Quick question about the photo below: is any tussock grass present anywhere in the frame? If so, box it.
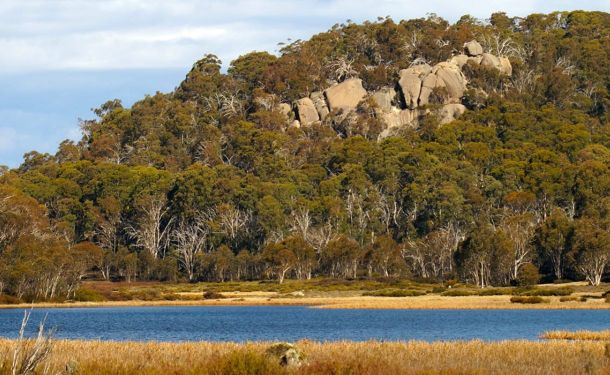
[515,287,574,296]
[541,330,610,341]
[0,339,608,374]
[362,289,427,297]
[510,296,550,304]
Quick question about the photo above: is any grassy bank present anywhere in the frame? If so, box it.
[1,280,609,310]
[1,339,609,374]
[2,294,610,310]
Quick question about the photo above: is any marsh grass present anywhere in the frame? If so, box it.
[0,310,55,375]
[541,330,610,341]
[0,339,608,375]
[362,289,427,297]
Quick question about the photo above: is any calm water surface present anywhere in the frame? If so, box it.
[1,306,608,342]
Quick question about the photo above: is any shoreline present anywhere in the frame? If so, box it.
[2,294,609,310]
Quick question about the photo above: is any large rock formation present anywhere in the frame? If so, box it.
[310,91,329,120]
[284,40,512,136]
[449,54,469,68]
[295,98,319,126]
[324,78,367,112]
[277,103,292,119]
[382,108,422,131]
[419,62,467,106]
[440,103,466,124]
[398,64,431,109]
[499,57,513,76]
[371,87,396,113]
[464,40,483,57]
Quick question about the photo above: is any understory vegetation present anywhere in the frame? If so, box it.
[1,338,609,374]
[1,11,610,301]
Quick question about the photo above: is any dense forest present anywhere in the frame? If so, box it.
[1,11,610,301]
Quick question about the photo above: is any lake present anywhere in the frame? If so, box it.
[1,306,609,342]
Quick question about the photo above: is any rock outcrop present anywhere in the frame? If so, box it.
[479,53,512,75]
[324,78,367,112]
[419,62,467,106]
[310,91,329,120]
[382,108,423,131]
[398,64,431,109]
[295,97,319,126]
[283,39,512,136]
[278,103,292,119]
[440,103,467,124]
[464,40,483,57]
[371,87,396,113]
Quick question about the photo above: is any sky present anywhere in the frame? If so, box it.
[1,1,610,167]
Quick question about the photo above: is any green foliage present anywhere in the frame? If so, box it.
[514,287,574,296]
[2,11,610,291]
[441,289,477,297]
[73,288,106,302]
[516,264,541,286]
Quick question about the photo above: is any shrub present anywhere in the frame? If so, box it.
[162,292,181,301]
[559,296,580,302]
[445,279,459,288]
[203,291,226,299]
[0,294,22,304]
[73,288,106,302]
[477,288,512,296]
[579,294,605,300]
[120,289,162,301]
[442,289,476,297]
[515,287,573,296]
[516,263,540,286]
[431,287,446,294]
[510,296,549,304]
[362,289,426,297]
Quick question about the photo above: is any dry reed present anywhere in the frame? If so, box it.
[0,339,608,375]
[541,330,610,341]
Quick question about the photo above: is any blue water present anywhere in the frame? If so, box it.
[1,306,608,342]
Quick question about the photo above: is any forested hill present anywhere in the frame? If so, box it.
[2,11,610,300]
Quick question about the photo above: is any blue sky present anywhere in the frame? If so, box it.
[1,0,609,167]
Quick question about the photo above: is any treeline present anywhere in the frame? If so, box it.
[1,11,610,299]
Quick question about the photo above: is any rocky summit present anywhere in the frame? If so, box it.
[287,40,511,138]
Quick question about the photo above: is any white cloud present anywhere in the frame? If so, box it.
[1,0,606,73]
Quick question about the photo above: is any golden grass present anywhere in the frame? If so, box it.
[542,330,610,341]
[2,294,610,310]
[1,339,609,374]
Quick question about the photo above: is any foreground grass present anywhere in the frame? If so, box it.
[542,330,610,341]
[1,339,609,375]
